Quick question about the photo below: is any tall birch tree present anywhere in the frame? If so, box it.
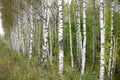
[58,0,64,79]
[81,0,86,75]
[76,0,82,69]
[42,0,49,66]
[108,0,114,80]
[29,0,34,60]
[99,0,105,80]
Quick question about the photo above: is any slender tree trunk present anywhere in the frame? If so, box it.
[100,0,105,80]
[58,0,64,79]
[42,14,48,63]
[16,25,20,53]
[10,28,15,51]
[16,15,20,53]
[111,37,116,80]
[29,1,34,60]
[68,0,74,68]
[42,0,49,66]
[74,12,79,68]
[108,1,114,80]
[76,0,82,69]
[81,0,86,75]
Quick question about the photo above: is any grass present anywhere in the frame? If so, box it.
[0,39,98,80]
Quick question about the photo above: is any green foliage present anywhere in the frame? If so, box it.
[1,0,16,32]
[1,0,120,79]
[113,12,120,80]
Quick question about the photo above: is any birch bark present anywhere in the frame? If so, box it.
[108,1,114,80]
[76,0,82,68]
[58,0,64,79]
[81,0,86,75]
[100,0,105,80]
[29,1,34,60]
[42,0,49,66]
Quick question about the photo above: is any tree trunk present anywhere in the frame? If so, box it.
[108,1,114,80]
[38,22,41,58]
[81,0,86,75]
[42,0,49,67]
[29,1,34,60]
[76,0,82,69]
[68,0,74,68]
[100,0,105,80]
[58,0,64,79]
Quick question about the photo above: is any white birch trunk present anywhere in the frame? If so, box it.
[21,27,25,54]
[29,2,34,60]
[100,0,105,80]
[108,1,114,80]
[74,15,79,67]
[81,0,86,75]
[68,0,74,68]
[58,0,64,79]
[42,0,49,65]
[10,28,15,51]
[111,37,116,80]
[18,15,22,53]
[76,0,82,68]
[21,11,26,54]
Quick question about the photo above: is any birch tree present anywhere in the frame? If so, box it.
[81,0,86,75]
[42,0,49,66]
[76,0,82,69]
[99,0,105,80]
[111,37,117,76]
[29,0,34,60]
[58,0,64,79]
[108,1,114,80]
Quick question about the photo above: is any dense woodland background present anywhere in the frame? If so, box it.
[0,0,120,80]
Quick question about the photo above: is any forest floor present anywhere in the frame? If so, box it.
[0,39,98,80]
